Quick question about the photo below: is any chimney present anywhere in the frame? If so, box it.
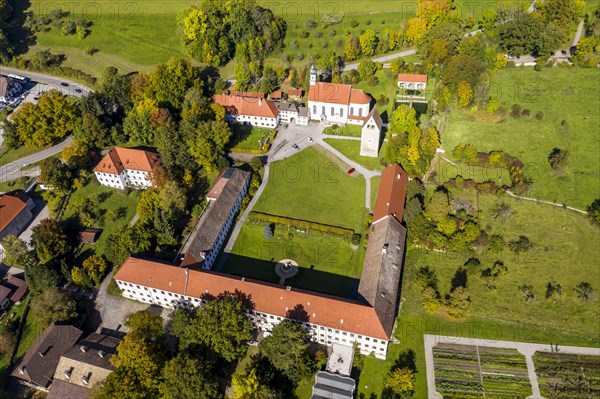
[80,345,88,353]
[98,350,106,358]
[19,366,26,375]
[286,286,292,291]
[259,98,263,106]
[82,374,90,385]
[64,369,72,379]
[39,351,45,357]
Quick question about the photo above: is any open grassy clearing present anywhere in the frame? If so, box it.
[62,180,140,258]
[0,177,33,194]
[323,138,386,171]
[433,343,531,398]
[431,154,513,186]
[230,126,272,151]
[222,218,365,298]
[441,67,600,209]
[323,124,362,137]
[534,352,600,397]
[253,146,366,231]
[26,0,418,77]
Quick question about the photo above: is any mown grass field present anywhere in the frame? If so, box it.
[26,0,418,77]
[441,67,600,209]
[323,138,387,171]
[62,180,140,258]
[253,146,366,231]
[222,222,365,297]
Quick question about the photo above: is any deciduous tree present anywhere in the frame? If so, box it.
[161,354,221,399]
[31,288,77,327]
[31,219,70,265]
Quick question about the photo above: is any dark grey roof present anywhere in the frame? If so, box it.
[277,102,299,112]
[298,106,309,117]
[358,216,406,338]
[61,333,120,369]
[47,379,89,399]
[11,324,82,388]
[363,107,383,130]
[311,372,355,399]
[186,168,250,260]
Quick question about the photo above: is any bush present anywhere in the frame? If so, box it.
[376,95,389,106]
[83,46,98,55]
[264,224,274,239]
[329,29,336,37]
[535,111,544,120]
[349,19,359,28]
[534,62,543,71]
[521,108,531,117]
[305,19,317,29]
[61,21,76,35]
[366,75,379,86]
[351,233,361,245]
[299,31,310,39]
[509,104,522,118]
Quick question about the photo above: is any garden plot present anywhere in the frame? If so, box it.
[433,343,531,398]
[534,352,600,398]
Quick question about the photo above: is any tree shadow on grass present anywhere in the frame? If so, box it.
[7,0,36,56]
[451,267,468,291]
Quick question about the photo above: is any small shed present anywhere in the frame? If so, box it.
[288,88,303,100]
[79,229,101,244]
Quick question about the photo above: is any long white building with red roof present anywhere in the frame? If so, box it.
[113,164,409,360]
[214,93,280,128]
[93,147,161,190]
[307,65,372,125]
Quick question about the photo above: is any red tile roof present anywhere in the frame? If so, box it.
[397,73,428,83]
[214,94,279,119]
[93,147,160,175]
[288,88,303,97]
[114,257,390,340]
[0,193,30,232]
[350,88,371,104]
[373,164,408,223]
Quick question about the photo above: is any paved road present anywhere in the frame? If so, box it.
[343,29,482,71]
[572,19,585,47]
[0,136,73,182]
[424,334,600,399]
[0,66,92,97]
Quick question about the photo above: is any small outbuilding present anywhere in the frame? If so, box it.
[78,229,101,244]
[397,73,428,92]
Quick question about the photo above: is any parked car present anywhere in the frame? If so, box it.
[75,88,82,93]
[292,144,300,151]
[347,168,355,174]
[60,82,69,87]
[308,137,313,142]
[283,123,289,128]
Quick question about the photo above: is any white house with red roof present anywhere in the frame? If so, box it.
[307,65,372,125]
[214,93,280,128]
[93,147,161,190]
[397,73,428,91]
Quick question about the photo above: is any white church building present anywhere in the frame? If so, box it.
[307,65,371,126]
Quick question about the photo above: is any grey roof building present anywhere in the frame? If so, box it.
[358,215,407,338]
[181,167,251,270]
[11,324,82,391]
[48,332,121,398]
[310,371,356,399]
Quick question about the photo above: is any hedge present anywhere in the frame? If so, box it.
[247,211,354,239]
[230,143,271,154]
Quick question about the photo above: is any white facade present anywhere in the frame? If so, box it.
[94,169,152,190]
[201,180,248,270]
[308,100,370,126]
[115,278,389,359]
[360,115,382,157]
[227,113,279,129]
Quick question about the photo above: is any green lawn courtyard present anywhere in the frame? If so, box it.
[441,67,600,209]
[323,138,387,171]
[253,146,367,231]
[230,125,273,152]
[223,146,368,297]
